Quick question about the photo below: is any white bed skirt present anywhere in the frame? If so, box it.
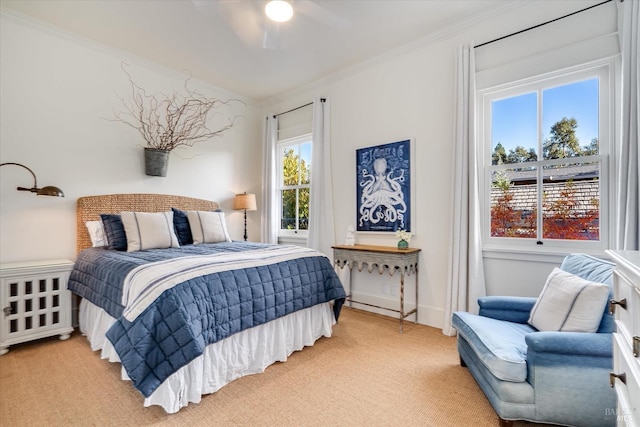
[79,299,336,413]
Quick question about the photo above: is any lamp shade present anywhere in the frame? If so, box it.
[36,186,65,197]
[233,193,257,211]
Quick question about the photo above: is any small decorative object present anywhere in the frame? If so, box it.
[396,229,411,250]
[345,225,356,245]
[144,148,170,177]
[112,64,240,177]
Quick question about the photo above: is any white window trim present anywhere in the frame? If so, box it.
[276,133,312,239]
[478,58,615,257]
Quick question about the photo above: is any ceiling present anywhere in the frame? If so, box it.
[1,0,513,100]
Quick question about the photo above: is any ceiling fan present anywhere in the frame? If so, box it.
[192,0,349,50]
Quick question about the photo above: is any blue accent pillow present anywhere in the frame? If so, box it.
[171,207,193,246]
[171,207,223,245]
[100,214,127,251]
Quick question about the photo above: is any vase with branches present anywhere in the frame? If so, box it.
[112,64,241,176]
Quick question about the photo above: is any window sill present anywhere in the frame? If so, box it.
[483,245,609,263]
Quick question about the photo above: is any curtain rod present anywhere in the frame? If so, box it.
[474,0,613,49]
[272,98,325,119]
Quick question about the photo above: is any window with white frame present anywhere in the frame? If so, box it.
[480,62,612,251]
[277,134,312,237]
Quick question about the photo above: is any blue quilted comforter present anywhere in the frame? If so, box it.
[68,242,345,397]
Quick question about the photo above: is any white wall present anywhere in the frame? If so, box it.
[263,0,619,328]
[0,11,262,263]
[0,1,619,330]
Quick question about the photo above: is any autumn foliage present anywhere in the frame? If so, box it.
[491,179,599,241]
[542,180,599,240]
[491,187,536,238]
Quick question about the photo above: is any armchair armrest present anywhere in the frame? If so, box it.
[478,296,537,323]
[525,331,615,417]
[525,331,612,358]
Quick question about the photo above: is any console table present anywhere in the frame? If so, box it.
[332,244,420,332]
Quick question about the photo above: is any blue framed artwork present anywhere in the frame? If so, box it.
[356,139,412,233]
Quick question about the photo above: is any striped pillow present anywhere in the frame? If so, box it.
[528,267,609,333]
[187,210,232,244]
[120,211,180,252]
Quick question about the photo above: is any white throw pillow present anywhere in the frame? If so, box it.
[86,220,106,247]
[120,211,180,252]
[528,267,609,333]
[187,210,232,244]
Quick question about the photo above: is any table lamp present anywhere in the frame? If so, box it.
[233,192,257,241]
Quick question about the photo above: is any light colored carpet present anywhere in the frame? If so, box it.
[0,308,538,426]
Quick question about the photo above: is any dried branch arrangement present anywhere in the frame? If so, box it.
[113,65,240,151]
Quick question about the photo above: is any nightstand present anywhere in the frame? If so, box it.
[0,259,74,355]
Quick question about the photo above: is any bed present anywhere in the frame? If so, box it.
[68,193,346,413]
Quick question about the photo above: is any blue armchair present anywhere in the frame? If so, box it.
[452,254,617,427]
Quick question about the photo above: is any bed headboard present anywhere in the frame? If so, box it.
[76,193,219,254]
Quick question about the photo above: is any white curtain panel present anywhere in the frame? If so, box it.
[261,115,279,244]
[443,45,486,336]
[308,97,335,257]
[615,0,640,250]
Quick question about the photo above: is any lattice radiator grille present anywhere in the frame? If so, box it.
[5,275,65,335]
[1,260,74,355]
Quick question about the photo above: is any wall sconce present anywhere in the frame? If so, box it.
[233,192,257,241]
[0,162,64,197]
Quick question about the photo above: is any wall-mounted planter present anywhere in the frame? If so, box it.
[144,148,169,177]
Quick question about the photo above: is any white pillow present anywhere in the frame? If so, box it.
[120,211,180,252]
[528,267,609,333]
[187,210,232,244]
[86,220,106,247]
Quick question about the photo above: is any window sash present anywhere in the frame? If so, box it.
[479,61,612,252]
[277,134,312,236]
[487,155,606,242]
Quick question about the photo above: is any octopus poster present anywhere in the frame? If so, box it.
[356,139,411,232]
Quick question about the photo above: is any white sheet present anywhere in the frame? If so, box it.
[79,299,336,413]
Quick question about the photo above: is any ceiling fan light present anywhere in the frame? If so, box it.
[265,0,293,23]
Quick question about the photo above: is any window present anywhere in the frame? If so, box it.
[277,134,311,237]
[480,62,611,251]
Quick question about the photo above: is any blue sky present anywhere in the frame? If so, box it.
[281,140,311,164]
[492,78,599,156]
[300,141,312,165]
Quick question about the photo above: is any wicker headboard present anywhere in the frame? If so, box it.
[76,193,219,254]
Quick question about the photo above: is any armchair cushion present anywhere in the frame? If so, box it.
[528,267,610,333]
[452,311,535,382]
